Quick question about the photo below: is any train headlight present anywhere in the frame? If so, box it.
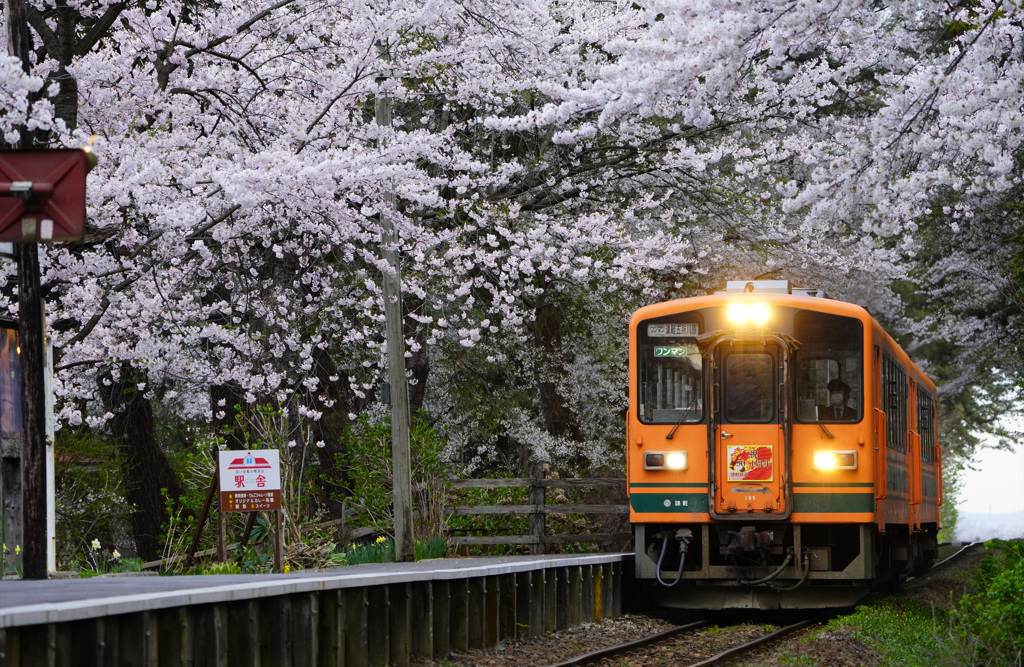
[813,450,858,470]
[726,303,749,324]
[726,302,771,326]
[644,451,688,470]
[750,302,771,324]
[666,452,687,469]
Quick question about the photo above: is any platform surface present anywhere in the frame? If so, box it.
[0,552,631,628]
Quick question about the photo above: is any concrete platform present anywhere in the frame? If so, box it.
[0,553,633,666]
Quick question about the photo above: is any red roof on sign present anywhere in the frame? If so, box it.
[227,456,272,469]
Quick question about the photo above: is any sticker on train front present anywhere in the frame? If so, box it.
[727,445,774,482]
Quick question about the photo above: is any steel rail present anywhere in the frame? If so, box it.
[686,621,812,666]
[546,620,708,667]
[932,542,981,570]
[901,541,981,592]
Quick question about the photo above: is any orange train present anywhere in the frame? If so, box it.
[627,281,942,609]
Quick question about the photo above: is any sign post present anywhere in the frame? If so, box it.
[217,450,284,572]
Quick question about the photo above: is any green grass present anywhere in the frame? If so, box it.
[815,599,949,667]
[345,537,395,565]
[343,536,449,565]
[415,536,448,560]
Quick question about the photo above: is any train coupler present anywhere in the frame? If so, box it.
[725,526,775,560]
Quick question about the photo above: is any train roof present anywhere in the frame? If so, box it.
[630,280,936,395]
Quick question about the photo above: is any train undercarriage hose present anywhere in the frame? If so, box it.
[738,550,793,585]
[655,528,692,587]
[769,555,811,592]
[736,548,811,590]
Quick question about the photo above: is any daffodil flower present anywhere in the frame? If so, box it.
[91,538,101,550]
[112,550,121,560]
[375,536,387,545]
[283,564,291,574]
[14,545,20,554]
[2,544,6,553]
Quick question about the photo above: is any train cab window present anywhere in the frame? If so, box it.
[637,316,704,424]
[724,352,775,423]
[793,312,863,423]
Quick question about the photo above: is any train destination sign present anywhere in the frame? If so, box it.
[218,449,282,512]
[647,323,698,337]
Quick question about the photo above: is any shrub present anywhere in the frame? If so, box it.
[947,539,1024,665]
[334,412,451,541]
[53,428,135,571]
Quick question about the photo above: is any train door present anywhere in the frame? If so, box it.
[712,344,789,517]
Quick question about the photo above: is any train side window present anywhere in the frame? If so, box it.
[918,392,936,462]
[883,353,907,452]
[637,316,704,424]
[794,312,863,423]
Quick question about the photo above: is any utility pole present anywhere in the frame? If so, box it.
[375,43,414,562]
[6,0,49,580]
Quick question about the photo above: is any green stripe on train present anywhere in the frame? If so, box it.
[793,493,874,513]
[632,492,874,514]
[630,493,710,513]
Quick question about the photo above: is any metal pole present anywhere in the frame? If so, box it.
[7,0,48,580]
[375,44,414,562]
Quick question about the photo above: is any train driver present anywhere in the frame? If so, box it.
[823,378,856,421]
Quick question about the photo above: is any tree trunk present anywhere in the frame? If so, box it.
[532,290,582,441]
[210,382,246,450]
[99,364,182,561]
[309,346,352,522]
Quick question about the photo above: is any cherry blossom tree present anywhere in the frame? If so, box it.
[3,0,1022,549]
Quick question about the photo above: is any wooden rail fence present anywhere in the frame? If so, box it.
[446,477,629,554]
[143,477,629,570]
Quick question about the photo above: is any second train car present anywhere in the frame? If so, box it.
[628,280,942,609]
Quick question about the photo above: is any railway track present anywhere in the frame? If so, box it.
[547,619,813,667]
[547,543,981,667]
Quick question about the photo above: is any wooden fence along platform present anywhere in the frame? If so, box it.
[139,476,628,572]
[446,477,629,553]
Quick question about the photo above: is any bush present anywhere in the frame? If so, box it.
[947,539,1024,665]
[334,412,451,541]
[53,428,135,571]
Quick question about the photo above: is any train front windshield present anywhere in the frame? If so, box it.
[637,317,704,424]
[636,308,863,424]
[793,311,863,423]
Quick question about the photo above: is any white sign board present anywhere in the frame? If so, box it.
[218,449,282,512]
